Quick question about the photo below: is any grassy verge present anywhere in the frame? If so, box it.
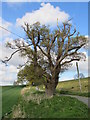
[4,89,88,118]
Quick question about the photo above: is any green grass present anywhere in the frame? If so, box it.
[9,93,88,118]
[59,90,90,97]
[56,77,89,97]
[2,86,23,117]
[1,77,89,118]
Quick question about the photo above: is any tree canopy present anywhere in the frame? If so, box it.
[17,64,46,86]
[2,20,88,96]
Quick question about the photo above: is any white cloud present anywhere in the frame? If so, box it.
[85,35,90,49]
[0,37,27,85]
[8,65,17,73]
[1,64,17,74]
[68,51,88,73]
[0,71,5,76]
[16,3,69,27]
[0,38,27,66]
[0,63,18,86]
[85,35,88,38]
[59,51,88,81]
[0,17,12,37]
[59,76,73,81]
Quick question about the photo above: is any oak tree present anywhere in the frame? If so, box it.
[2,21,87,96]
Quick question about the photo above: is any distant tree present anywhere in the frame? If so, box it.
[13,81,17,86]
[17,64,46,86]
[74,73,85,80]
[2,20,88,96]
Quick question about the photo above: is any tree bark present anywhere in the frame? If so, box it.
[45,68,60,97]
[45,82,56,97]
[45,74,59,97]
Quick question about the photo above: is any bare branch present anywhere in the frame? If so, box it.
[54,42,85,71]
[68,43,86,52]
[1,44,32,64]
[68,28,76,37]
[17,60,30,69]
[36,31,40,46]
[61,58,80,66]
[1,49,21,63]
[37,45,48,57]
[49,32,60,50]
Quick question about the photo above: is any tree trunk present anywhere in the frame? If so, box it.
[45,78,58,97]
[45,82,56,97]
[45,69,60,97]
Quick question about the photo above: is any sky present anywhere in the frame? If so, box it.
[0,2,88,85]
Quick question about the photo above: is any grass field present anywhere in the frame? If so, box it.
[1,77,89,118]
[2,86,23,117]
[57,77,89,97]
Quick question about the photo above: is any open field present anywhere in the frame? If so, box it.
[1,77,89,118]
[2,86,23,117]
[57,77,89,97]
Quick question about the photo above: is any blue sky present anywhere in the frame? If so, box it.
[0,2,88,85]
[2,2,88,35]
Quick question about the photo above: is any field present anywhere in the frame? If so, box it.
[1,77,89,118]
[2,86,23,117]
[57,77,89,97]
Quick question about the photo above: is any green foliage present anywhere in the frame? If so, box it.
[17,64,45,86]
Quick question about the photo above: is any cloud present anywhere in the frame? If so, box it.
[0,17,12,37]
[85,35,88,38]
[85,35,90,49]
[0,63,18,86]
[0,38,27,86]
[59,51,88,81]
[1,64,18,74]
[68,51,88,73]
[59,75,74,81]
[0,38,27,66]
[16,3,69,27]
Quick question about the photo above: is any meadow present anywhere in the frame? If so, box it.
[1,77,89,118]
[2,86,23,117]
[57,77,89,97]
